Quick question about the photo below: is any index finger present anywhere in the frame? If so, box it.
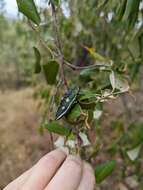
[21,148,68,190]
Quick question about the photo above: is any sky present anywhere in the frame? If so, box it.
[5,0,42,17]
[5,0,17,17]
[4,0,70,18]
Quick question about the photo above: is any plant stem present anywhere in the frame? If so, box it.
[50,1,68,88]
[64,59,111,70]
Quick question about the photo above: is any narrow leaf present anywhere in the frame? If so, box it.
[122,0,134,21]
[117,0,127,21]
[33,47,41,74]
[83,46,106,62]
[95,160,116,183]
[16,0,41,25]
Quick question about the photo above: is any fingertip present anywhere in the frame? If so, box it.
[21,148,67,190]
[59,147,69,156]
[44,148,68,160]
[66,155,82,165]
[45,154,83,190]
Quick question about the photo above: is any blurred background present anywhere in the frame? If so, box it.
[0,0,143,189]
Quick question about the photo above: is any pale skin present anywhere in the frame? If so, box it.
[4,148,95,190]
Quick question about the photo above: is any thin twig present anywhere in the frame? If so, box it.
[49,132,54,150]
[50,1,68,88]
[29,19,111,72]
[49,79,62,113]
[64,59,111,70]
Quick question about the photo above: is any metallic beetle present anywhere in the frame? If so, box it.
[55,86,79,120]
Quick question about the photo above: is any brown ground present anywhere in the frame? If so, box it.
[0,88,143,189]
[0,88,52,188]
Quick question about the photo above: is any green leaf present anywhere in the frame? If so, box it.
[139,33,143,59]
[122,0,140,29]
[129,0,140,29]
[79,91,97,109]
[79,69,95,82]
[42,60,59,85]
[122,0,134,21]
[130,62,141,81]
[53,0,60,7]
[16,0,41,25]
[79,91,97,101]
[33,47,41,74]
[128,123,143,147]
[66,104,82,122]
[43,121,71,136]
[117,0,127,21]
[95,160,116,183]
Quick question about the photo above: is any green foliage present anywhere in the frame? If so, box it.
[0,15,36,88]
[52,0,60,7]
[43,121,71,136]
[84,46,106,62]
[11,0,143,187]
[66,104,82,122]
[33,47,41,74]
[42,60,59,85]
[95,160,116,183]
[16,0,41,25]
[126,123,143,148]
[118,0,141,29]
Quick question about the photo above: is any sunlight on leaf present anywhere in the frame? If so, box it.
[83,46,106,62]
[115,79,129,92]
[79,132,90,146]
[54,136,65,148]
[93,109,102,120]
[16,0,41,25]
[109,71,115,90]
[127,144,141,161]
[66,140,77,149]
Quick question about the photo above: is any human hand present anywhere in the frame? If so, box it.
[4,148,95,190]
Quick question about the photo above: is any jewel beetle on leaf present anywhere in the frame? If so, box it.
[55,86,80,120]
